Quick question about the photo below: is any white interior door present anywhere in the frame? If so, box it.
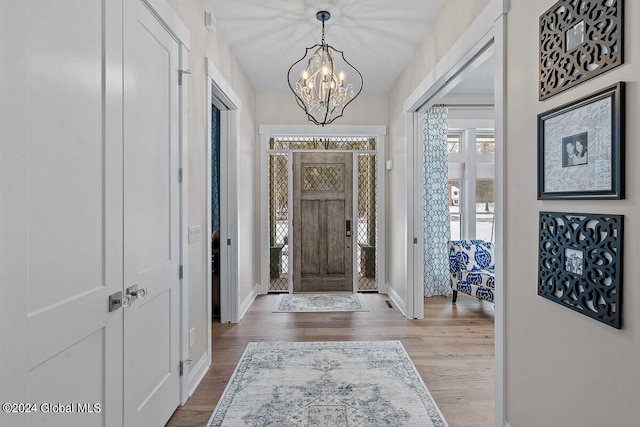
[123,1,181,426]
[0,1,124,426]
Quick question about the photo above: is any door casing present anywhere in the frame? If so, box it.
[259,125,387,296]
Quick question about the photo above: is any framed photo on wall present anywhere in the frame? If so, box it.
[537,82,625,200]
[538,211,623,329]
[539,0,623,100]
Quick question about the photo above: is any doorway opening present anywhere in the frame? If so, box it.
[265,135,380,293]
[404,6,507,423]
[211,105,221,319]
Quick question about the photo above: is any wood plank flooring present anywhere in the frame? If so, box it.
[166,293,494,427]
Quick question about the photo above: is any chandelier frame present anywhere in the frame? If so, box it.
[287,11,363,126]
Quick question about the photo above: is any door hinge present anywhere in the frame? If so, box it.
[178,168,183,183]
[178,69,191,86]
[179,359,192,376]
[179,265,183,279]
[413,237,418,244]
[227,238,231,246]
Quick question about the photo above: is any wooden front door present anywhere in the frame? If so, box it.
[293,152,353,292]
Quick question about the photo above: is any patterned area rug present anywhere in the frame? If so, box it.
[207,341,448,427]
[273,293,368,312]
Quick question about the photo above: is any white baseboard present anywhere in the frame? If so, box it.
[238,284,259,321]
[386,283,407,318]
[184,352,210,403]
[505,422,512,427]
[377,281,389,294]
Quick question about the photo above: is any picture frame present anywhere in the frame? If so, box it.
[539,0,623,100]
[538,211,623,329]
[537,82,625,200]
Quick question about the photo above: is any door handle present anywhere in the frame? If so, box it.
[346,220,351,237]
[126,285,148,302]
[109,291,133,312]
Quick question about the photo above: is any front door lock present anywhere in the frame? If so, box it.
[346,220,351,237]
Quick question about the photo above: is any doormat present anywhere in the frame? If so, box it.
[207,341,448,427]
[273,293,368,313]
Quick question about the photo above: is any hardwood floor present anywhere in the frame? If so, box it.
[166,293,495,427]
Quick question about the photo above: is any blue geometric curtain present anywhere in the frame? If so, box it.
[423,106,451,297]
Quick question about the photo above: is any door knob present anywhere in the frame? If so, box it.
[126,285,148,302]
[109,291,133,312]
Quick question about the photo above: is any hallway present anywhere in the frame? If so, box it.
[167,294,495,426]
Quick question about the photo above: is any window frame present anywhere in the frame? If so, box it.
[447,120,495,242]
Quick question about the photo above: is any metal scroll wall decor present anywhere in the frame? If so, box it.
[538,212,623,328]
[539,0,624,100]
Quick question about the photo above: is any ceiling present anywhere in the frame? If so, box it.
[205,0,451,93]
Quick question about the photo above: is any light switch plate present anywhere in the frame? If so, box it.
[188,225,201,243]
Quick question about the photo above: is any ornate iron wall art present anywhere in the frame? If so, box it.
[539,0,624,100]
[538,82,625,199]
[538,212,623,329]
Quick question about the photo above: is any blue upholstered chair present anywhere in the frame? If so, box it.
[447,240,495,304]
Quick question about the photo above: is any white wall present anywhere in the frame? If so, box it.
[167,0,258,377]
[387,0,491,305]
[505,1,640,425]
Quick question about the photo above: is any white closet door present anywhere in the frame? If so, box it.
[123,1,181,426]
[0,1,124,426]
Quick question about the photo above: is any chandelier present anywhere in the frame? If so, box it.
[287,11,363,126]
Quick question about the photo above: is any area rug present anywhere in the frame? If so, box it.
[273,293,368,313]
[207,341,448,427]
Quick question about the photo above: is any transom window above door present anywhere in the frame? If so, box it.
[269,136,376,151]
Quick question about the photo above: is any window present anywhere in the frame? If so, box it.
[448,127,495,243]
[448,179,462,240]
[447,131,462,154]
[475,132,495,154]
[475,179,494,242]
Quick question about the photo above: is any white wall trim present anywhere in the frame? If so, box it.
[140,0,192,406]
[185,352,210,399]
[206,60,242,110]
[206,57,241,328]
[386,283,407,318]
[492,12,507,427]
[178,43,192,406]
[259,134,270,294]
[142,0,190,49]
[402,1,509,426]
[403,0,505,112]
[238,284,260,321]
[406,111,422,320]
